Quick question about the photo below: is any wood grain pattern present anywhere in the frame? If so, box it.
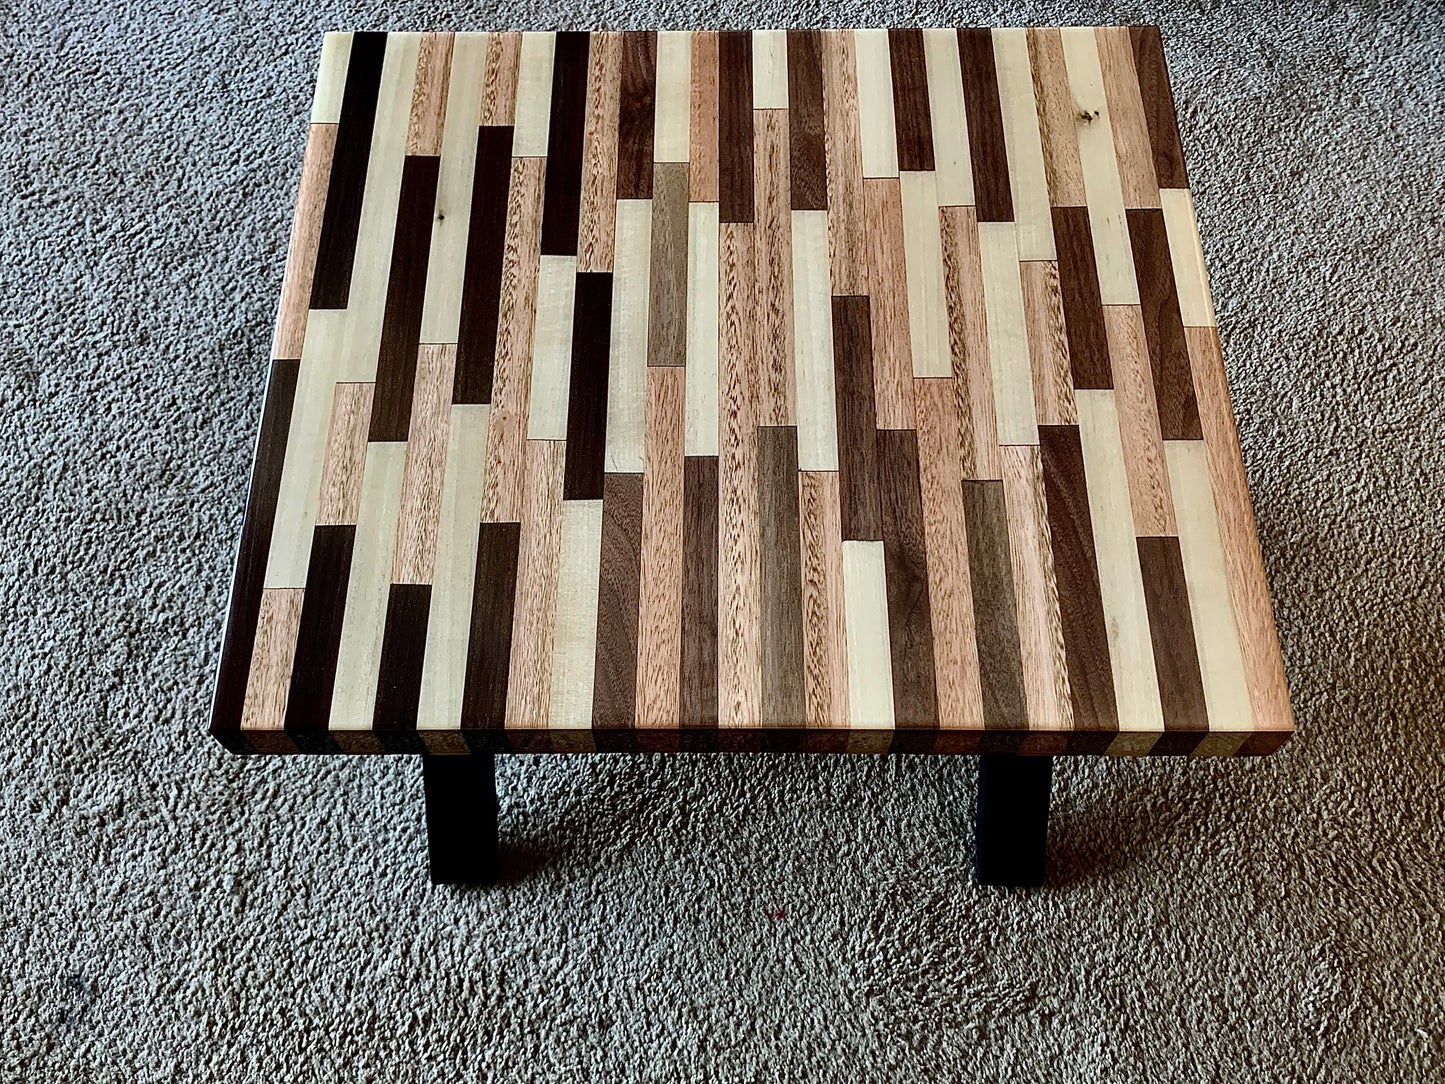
[221,28,1289,757]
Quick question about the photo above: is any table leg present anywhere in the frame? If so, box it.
[421,753,499,886]
[974,755,1052,887]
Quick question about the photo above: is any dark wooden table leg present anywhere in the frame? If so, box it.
[422,754,499,886]
[975,754,1052,887]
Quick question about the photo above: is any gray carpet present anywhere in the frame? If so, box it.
[3,0,1443,1079]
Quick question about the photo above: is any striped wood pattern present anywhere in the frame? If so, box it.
[213,27,1292,758]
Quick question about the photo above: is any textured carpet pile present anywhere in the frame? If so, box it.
[2,2,1442,1080]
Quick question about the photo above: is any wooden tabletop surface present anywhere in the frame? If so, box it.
[211,28,1293,757]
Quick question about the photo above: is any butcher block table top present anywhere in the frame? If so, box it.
[210,27,1294,758]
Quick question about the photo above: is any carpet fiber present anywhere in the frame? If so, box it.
[2,2,1443,1080]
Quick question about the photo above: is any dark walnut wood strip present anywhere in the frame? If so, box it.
[540,31,592,256]
[646,162,689,367]
[1129,26,1189,189]
[878,428,939,742]
[592,472,644,730]
[887,28,935,172]
[961,480,1029,731]
[460,521,521,732]
[682,455,720,730]
[309,31,387,309]
[370,155,440,441]
[372,583,432,751]
[454,125,515,405]
[758,427,805,732]
[1039,425,1120,734]
[563,271,614,500]
[786,29,827,211]
[831,295,882,541]
[617,31,658,199]
[1138,535,1209,742]
[1128,208,1201,439]
[718,30,754,223]
[1053,206,1111,390]
[210,359,300,749]
[281,523,355,747]
[956,28,1013,223]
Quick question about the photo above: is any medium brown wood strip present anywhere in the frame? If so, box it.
[637,366,685,728]
[406,33,455,155]
[798,470,849,728]
[961,480,1029,729]
[758,427,806,731]
[460,521,520,731]
[479,32,521,125]
[577,32,622,273]
[273,124,336,360]
[479,156,545,522]
[1053,205,1112,390]
[887,28,935,172]
[1104,304,1177,536]
[393,345,456,584]
[1026,28,1086,207]
[939,205,1002,479]
[1187,325,1294,735]
[914,379,986,731]
[617,31,658,199]
[316,382,373,526]
[1020,261,1078,426]
[821,30,866,294]
[877,428,939,734]
[754,109,795,424]
[681,455,720,728]
[831,295,881,540]
[718,31,754,223]
[689,31,720,202]
[1129,26,1189,189]
[864,177,915,429]
[1095,26,1160,209]
[241,587,305,737]
[646,162,690,367]
[1138,535,1209,738]
[505,439,566,730]
[593,472,645,728]
[956,28,1012,222]
[786,30,827,211]
[1128,208,1201,439]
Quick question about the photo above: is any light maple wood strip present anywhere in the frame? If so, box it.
[1026,28,1087,207]
[527,256,578,439]
[577,32,622,273]
[330,442,407,732]
[754,108,795,426]
[416,403,489,733]
[272,124,337,360]
[266,309,348,587]
[637,366,686,728]
[1001,444,1073,732]
[479,32,521,125]
[1095,26,1161,209]
[791,210,839,472]
[799,471,850,728]
[939,206,1002,480]
[922,28,974,207]
[1104,304,1176,535]
[914,379,986,731]
[854,29,899,178]
[1020,261,1078,426]
[1059,28,1139,305]
[690,31,719,202]
[864,177,915,429]
[241,587,305,736]
[393,344,456,583]
[418,34,487,345]
[899,171,951,379]
[654,31,692,162]
[718,221,761,730]
[548,498,604,729]
[316,381,373,525]
[685,201,721,458]
[1160,188,1218,328]
[511,32,556,158]
[606,198,652,473]
[310,33,352,124]
[1165,439,1254,734]
[479,157,545,522]
[406,33,456,156]
[1075,389,1165,736]
[992,29,1055,261]
[977,221,1040,446]
[505,439,566,729]
[1187,324,1294,734]
[821,30,867,295]
[752,29,789,109]
[841,539,895,729]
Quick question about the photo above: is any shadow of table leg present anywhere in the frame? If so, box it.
[975,754,1053,887]
[422,753,499,886]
